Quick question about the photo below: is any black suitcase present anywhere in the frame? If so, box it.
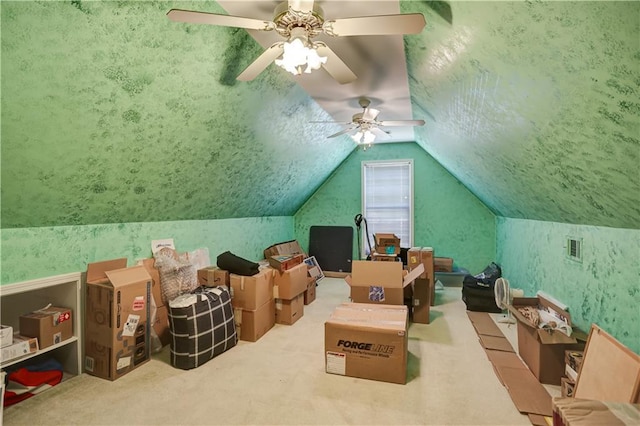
[168,286,237,370]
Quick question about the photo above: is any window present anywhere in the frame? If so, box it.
[361,160,413,257]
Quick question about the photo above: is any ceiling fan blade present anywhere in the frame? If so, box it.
[378,119,426,127]
[314,43,357,84]
[310,121,353,125]
[362,108,380,122]
[237,43,285,81]
[323,14,426,36]
[328,127,357,138]
[288,0,314,13]
[167,9,275,31]
[370,127,390,140]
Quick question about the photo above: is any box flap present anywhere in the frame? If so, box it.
[402,263,424,288]
[104,265,151,288]
[86,258,128,283]
[350,261,404,288]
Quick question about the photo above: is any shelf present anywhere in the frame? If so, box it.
[1,272,82,377]
[1,336,78,369]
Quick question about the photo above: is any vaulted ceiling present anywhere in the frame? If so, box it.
[1,1,638,230]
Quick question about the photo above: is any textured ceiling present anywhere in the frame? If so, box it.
[1,1,639,230]
[404,1,639,229]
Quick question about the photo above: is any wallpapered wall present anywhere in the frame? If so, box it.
[0,217,292,284]
[294,142,496,274]
[497,217,640,354]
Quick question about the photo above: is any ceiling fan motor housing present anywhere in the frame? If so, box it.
[273,2,325,39]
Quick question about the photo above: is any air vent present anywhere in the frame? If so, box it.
[567,237,582,262]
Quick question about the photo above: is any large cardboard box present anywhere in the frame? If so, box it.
[85,259,152,381]
[19,306,73,349]
[325,303,409,384]
[346,261,424,306]
[272,263,308,300]
[374,233,401,255]
[508,296,585,385]
[275,294,304,325]
[230,269,273,311]
[234,299,275,342]
[264,240,306,259]
[408,247,434,321]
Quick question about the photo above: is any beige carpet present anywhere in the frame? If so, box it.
[3,278,545,426]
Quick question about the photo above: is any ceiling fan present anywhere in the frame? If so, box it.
[167,1,426,84]
[311,97,426,143]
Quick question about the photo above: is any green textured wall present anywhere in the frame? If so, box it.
[1,217,292,284]
[1,1,353,229]
[294,142,496,273]
[496,218,640,354]
[405,1,640,229]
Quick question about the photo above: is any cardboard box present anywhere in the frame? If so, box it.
[325,303,409,384]
[508,296,585,385]
[139,258,163,308]
[408,247,434,321]
[153,304,170,347]
[264,240,306,259]
[434,257,453,272]
[412,278,431,324]
[198,266,230,288]
[304,277,316,305]
[268,254,305,272]
[374,233,401,255]
[345,261,424,306]
[85,259,152,381]
[0,334,38,362]
[230,269,273,311]
[275,294,304,325]
[0,325,13,348]
[19,306,73,349]
[234,299,275,342]
[272,262,308,300]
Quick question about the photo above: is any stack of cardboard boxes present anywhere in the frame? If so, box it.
[407,247,435,322]
[230,268,275,342]
[273,262,308,325]
[326,260,424,384]
[371,233,401,261]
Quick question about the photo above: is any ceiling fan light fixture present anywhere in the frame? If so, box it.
[351,129,376,145]
[274,28,327,76]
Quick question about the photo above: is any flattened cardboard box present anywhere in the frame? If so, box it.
[325,303,408,384]
[19,306,72,349]
[346,261,424,306]
[85,259,152,381]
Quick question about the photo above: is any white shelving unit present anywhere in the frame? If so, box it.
[0,272,82,377]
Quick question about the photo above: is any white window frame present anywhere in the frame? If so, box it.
[360,159,414,258]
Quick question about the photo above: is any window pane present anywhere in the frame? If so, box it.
[361,160,413,257]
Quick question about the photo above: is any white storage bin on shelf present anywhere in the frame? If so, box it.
[0,272,82,379]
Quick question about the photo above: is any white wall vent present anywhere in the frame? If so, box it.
[566,237,582,262]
